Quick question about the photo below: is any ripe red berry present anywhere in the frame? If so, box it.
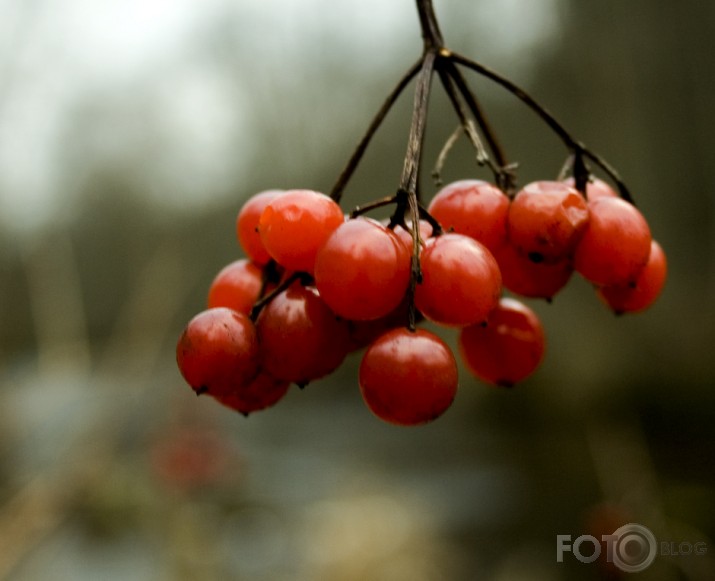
[237,190,283,264]
[414,233,502,327]
[176,307,260,398]
[507,180,590,263]
[573,197,652,287]
[597,240,667,314]
[459,298,545,387]
[314,218,411,321]
[493,242,573,300]
[213,371,291,416]
[255,282,351,384]
[207,259,264,316]
[359,328,458,426]
[427,179,510,252]
[257,189,344,272]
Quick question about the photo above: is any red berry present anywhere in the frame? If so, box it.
[258,189,344,272]
[213,371,291,415]
[574,197,652,287]
[207,259,264,316]
[564,176,618,202]
[255,282,350,384]
[314,218,411,321]
[493,242,573,300]
[597,240,667,314]
[176,308,260,398]
[507,180,590,263]
[414,233,502,327]
[359,328,458,426]
[459,298,545,387]
[427,179,510,252]
[237,190,283,264]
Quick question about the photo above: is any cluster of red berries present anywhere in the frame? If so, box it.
[176,178,666,426]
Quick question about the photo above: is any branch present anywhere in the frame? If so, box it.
[415,0,444,50]
[442,60,510,179]
[329,59,422,203]
[446,49,634,204]
[437,68,504,185]
[396,50,438,330]
[399,52,436,195]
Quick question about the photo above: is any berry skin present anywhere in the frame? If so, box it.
[213,371,291,416]
[507,180,590,263]
[176,308,260,398]
[237,190,283,264]
[573,197,652,287]
[493,241,573,301]
[314,218,411,321]
[597,240,667,314]
[255,282,351,384]
[427,179,510,252]
[207,259,264,316]
[359,328,458,426]
[459,298,545,387]
[415,233,502,327]
[257,189,344,273]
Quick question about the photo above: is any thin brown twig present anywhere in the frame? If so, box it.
[329,59,422,203]
[445,49,634,204]
[432,125,461,187]
[442,59,511,178]
[438,68,503,182]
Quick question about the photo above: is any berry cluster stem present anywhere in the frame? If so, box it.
[324,0,640,331]
[329,60,422,204]
[445,50,634,203]
[398,0,444,331]
[330,0,635,206]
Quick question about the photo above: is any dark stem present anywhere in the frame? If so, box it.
[329,59,422,203]
[442,60,512,186]
[399,52,436,196]
[418,204,444,236]
[349,195,398,219]
[449,50,578,147]
[432,125,461,186]
[257,259,282,300]
[249,271,306,322]
[447,49,634,204]
[572,150,589,196]
[437,68,504,184]
[397,49,437,331]
[416,0,444,49]
[581,149,633,203]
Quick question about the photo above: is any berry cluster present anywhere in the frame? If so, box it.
[175,0,667,426]
[176,176,666,425]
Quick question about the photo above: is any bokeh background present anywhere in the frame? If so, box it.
[1,0,713,579]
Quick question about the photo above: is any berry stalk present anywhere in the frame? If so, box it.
[445,49,634,203]
[397,46,438,331]
[329,60,422,204]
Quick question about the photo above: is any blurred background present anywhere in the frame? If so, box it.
[0,0,713,579]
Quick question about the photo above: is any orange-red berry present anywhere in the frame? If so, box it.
[359,328,458,426]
